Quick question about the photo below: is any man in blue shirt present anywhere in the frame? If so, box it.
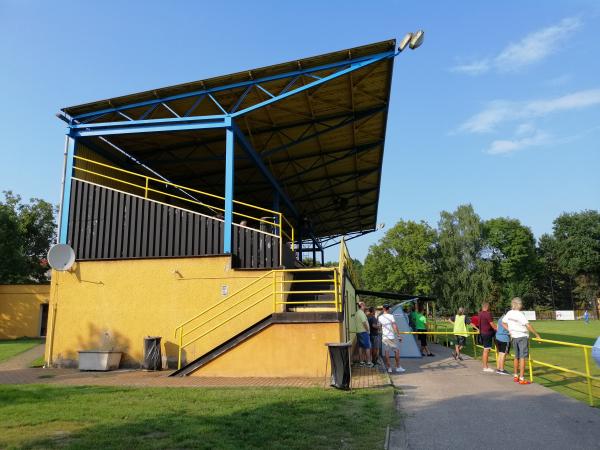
[495,313,511,375]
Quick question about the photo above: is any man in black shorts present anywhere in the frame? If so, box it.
[367,307,381,364]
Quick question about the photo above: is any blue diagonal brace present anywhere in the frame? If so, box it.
[231,122,299,218]
[231,52,394,118]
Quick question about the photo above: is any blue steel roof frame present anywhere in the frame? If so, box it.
[59,40,398,240]
[62,49,395,123]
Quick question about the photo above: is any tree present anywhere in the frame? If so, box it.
[0,191,56,283]
[536,234,572,310]
[552,210,600,312]
[434,204,493,314]
[484,217,538,309]
[362,220,436,295]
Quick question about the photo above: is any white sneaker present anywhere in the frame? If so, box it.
[483,367,494,373]
[387,367,392,373]
[395,367,406,373]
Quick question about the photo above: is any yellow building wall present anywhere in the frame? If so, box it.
[45,256,273,367]
[0,285,50,339]
[191,322,341,378]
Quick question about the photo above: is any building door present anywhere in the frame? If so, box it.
[40,304,49,337]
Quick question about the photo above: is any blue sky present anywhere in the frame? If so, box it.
[1,1,598,262]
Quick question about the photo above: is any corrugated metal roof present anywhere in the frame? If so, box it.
[62,39,397,239]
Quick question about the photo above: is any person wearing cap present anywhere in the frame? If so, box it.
[355,301,373,367]
[377,304,405,373]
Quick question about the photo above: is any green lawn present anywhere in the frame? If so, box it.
[434,320,600,407]
[0,385,396,449]
[0,339,44,363]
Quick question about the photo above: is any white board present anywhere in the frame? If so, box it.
[555,310,575,320]
[522,311,537,321]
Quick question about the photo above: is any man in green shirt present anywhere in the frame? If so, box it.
[354,301,373,367]
[415,307,434,357]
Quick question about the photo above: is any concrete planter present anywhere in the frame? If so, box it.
[78,350,122,371]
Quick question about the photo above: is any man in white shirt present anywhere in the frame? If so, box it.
[502,297,541,385]
[377,305,405,373]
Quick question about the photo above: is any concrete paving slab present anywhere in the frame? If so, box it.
[389,344,600,450]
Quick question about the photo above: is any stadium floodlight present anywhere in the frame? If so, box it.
[409,30,425,49]
[398,33,413,52]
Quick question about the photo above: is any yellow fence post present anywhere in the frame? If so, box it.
[528,351,534,383]
[472,334,477,358]
[144,177,149,199]
[583,347,594,407]
[333,269,340,312]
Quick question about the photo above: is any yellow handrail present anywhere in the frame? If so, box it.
[175,267,341,369]
[72,155,296,253]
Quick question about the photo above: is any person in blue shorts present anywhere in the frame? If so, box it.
[495,313,511,375]
[355,301,372,367]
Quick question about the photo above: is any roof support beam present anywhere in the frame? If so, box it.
[232,122,299,218]
[231,52,394,118]
[67,50,396,122]
[68,115,229,138]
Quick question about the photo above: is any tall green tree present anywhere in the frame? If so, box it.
[0,192,56,283]
[536,233,572,310]
[434,204,493,314]
[484,217,538,309]
[362,220,436,295]
[552,210,600,312]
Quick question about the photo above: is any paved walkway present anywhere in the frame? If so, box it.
[0,342,45,370]
[388,344,600,450]
[0,361,387,390]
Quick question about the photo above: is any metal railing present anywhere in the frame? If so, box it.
[418,326,600,407]
[72,155,295,263]
[174,267,341,369]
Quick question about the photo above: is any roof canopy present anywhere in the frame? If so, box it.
[61,40,397,242]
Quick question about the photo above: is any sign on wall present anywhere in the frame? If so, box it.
[522,311,537,321]
[555,310,575,320]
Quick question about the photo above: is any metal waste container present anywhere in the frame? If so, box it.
[326,342,352,390]
[143,336,162,371]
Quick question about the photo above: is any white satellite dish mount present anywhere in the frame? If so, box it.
[47,244,76,271]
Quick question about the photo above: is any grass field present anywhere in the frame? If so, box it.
[0,385,395,449]
[0,339,44,363]
[434,320,600,407]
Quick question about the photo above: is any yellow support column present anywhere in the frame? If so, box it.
[471,334,477,358]
[528,351,534,383]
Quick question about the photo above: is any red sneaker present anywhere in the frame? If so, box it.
[519,379,531,385]
[513,376,519,382]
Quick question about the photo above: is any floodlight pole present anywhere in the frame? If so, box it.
[58,136,76,244]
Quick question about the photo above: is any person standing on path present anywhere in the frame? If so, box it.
[495,313,511,375]
[368,307,381,364]
[378,304,405,373]
[449,307,470,361]
[415,306,434,357]
[475,302,496,373]
[503,297,541,385]
[355,301,373,367]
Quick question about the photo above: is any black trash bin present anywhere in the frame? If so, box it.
[326,342,352,390]
[143,336,162,371]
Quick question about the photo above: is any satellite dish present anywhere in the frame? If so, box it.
[47,244,75,271]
